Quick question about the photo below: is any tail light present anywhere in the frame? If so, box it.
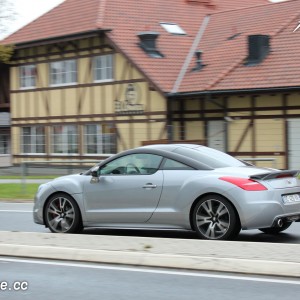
[219,176,268,191]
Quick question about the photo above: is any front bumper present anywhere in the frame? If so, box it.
[33,183,57,225]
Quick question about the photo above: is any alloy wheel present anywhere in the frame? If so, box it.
[195,198,231,240]
[46,195,76,233]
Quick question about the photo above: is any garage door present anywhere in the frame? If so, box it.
[288,119,300,169]
[207,121,226,152]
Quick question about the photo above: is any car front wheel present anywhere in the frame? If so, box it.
[193,195,240,240]
[44,193,82,233]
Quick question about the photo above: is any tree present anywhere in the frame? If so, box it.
[0,0,15,63]
[0,44,14,63]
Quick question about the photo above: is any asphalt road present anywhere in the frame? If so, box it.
[1,257,300,300]
[1,202,300,243]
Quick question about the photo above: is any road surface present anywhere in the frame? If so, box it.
[1,257,300,300]
[1,202,300,243]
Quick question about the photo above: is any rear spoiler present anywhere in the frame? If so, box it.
[250,170,300,181]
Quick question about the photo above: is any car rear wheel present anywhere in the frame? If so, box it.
[193,195,240,240]
[44,193,82,233]
[259,222,292,234]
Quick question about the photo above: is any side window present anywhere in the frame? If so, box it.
[99,153,163,175]
[162,159,194,170]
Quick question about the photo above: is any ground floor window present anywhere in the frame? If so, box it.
[0,133,9,154]
[21,126,45,154]
[51,125,79,154]
[84,123,116,154]
[18,123,116,156]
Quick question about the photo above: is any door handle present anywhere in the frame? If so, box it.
[143,183,157,189]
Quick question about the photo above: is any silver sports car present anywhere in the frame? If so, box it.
[33,144,300,240]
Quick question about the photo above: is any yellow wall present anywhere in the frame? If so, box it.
[10,36,167,161]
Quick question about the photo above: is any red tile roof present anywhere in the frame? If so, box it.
[3,0,269,45]
[179,0,300,92]
[8,0,299,94]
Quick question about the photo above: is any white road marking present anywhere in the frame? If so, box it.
[0,203,33,213]
[0,202,33,204]
[0,257,300,285]
[0,210,32,213]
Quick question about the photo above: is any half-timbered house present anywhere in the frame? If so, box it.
[2,0,300,169]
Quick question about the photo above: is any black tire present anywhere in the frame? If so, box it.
[44,193,83,233]
[192,194,241,240]
[259,222,292,234]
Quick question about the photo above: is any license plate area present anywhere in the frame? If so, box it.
[282,193,300,204]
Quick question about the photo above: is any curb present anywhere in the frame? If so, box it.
[1,243,300,277]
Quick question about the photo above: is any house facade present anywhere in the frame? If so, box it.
[9,34,167,164]
[0,63,11,166]
[2,0,300,169]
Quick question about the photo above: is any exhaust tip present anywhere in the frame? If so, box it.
[277,218,283,228]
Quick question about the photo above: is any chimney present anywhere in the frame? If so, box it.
[246,34,270,66]
[137,32,163,58]
[192,50,205,71]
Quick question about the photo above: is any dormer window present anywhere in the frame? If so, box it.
[245,35,270,66]
[138,32,164,58]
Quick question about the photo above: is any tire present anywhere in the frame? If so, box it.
[259,222,292,234]
[44,193,83,233]
[192,195,241,240]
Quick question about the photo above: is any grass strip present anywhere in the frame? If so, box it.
[0,183,40,200]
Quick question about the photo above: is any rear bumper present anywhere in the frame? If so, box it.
[241,202,300,230]
[227,187,300,230]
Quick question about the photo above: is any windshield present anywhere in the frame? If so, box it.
[173,146,247,169]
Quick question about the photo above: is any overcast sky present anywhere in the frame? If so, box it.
[0,0,288,40]
[1,0,64,40]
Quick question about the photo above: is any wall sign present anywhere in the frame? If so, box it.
[115,83,144,115]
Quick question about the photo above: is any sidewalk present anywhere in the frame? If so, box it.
[0,231,300,277]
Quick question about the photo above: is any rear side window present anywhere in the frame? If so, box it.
[173,147,246,169]
[162,159,194,170]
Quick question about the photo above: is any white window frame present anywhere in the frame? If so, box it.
[19,64,36,89]
[93,54,114,82]
[84,124,116,155]
[21,126,46,154]
[51,125,79,155]
[50,59,77,86]
[0,133,10,155]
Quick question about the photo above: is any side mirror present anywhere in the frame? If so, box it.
[90,170,100,183]
[91,170,98,177]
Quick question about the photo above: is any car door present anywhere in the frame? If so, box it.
[83,153,164,224]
